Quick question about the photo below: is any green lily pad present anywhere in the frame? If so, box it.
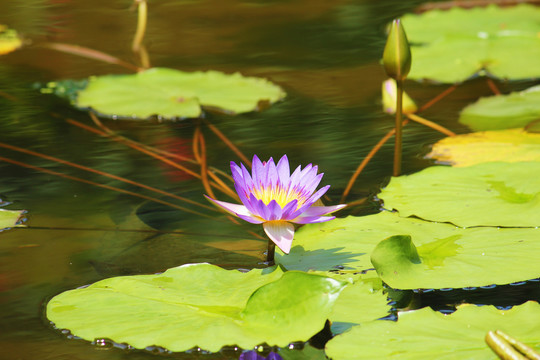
[426,128,540,166]
[278,345,328,360]
[73,67,285,119]
[401,4,540,83]
[277,212,540,289]
[0,208,24,231]
[46,263,346,352]
[329,276,391,334]
[459,85,540,131]
[326,301,540,360]
[379,161,540,227]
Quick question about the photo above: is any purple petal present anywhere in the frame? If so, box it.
[246,194,264,218]
[235,185,257,214]
[237,213,264,224]
[299,172,324,196]
[232,165,248,193]
[251,197,271,221]
[265,157,278,188]
[266,200,283,221]
[291,185,331,217]
[266,353,284,360]
[304,184,331,206]
[263,221,295,254]
[251,155,264,188]
[298,164,315,182]
[276,155,290,186]
[239,351,265,360]
[297,204,347,217]
[239,163,254,190]
[289,164,303,185]
[281,199,299,220]
[230,160,241,175]
[204,195,251,217]
[293,215,336,224]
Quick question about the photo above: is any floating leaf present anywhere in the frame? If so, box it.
[0,25,22,55]
[46,263,345,352]
[401,4,540,82]
[325,301,540,360]
[379,161,540,227]
[459,85,540,131]
[278,345,328,360]
[426,128,540,166]
[0,208,24,231]
[329,276,391,334]
[71,67,285,120]
[277,212,540,289]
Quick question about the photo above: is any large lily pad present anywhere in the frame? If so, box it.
[74,67,285,119]
[371,232,540,289]
[277,212,540,289]
[401,4,540,83]
[0,208,24,231]
[46,263,345,352]
[326,301,540,360]
[329,276,391,334]
[459,85,540,131]
[426,128,540,166]
[379,161,540,227]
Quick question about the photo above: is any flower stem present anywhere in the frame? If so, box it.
[393,79,404,177]
[267,240,276,265]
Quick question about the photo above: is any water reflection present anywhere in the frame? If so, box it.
[0,1,533,359]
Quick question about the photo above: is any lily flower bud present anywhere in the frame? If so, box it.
[383,19,411,81]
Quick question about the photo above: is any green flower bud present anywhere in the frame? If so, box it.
[383,19,411,81]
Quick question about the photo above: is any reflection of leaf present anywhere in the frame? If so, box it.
[402,4,540,82]
[380,162,540,227]
[0,208,24,231]
[426,129,540,166]
[326,301,540,360]
[0,25,22,55]
[71,68,285,120]
[47,264,345,352]
[459,85,540,131]
[277,212,540,289]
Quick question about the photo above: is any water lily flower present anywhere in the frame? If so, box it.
[205,155,346,255]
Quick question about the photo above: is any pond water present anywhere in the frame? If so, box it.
[0,1,538,359]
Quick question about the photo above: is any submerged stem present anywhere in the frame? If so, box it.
[341,120,410,203]
[407,113,456,137]
[267,240,276,265]
[393,79,404,177]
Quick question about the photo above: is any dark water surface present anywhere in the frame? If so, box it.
[0,1,537,359]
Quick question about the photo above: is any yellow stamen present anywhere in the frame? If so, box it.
[251,185,305,208]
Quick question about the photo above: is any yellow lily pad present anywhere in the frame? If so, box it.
[426,128,540,167]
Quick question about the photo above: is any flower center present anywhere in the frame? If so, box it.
[251,185,304,208]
